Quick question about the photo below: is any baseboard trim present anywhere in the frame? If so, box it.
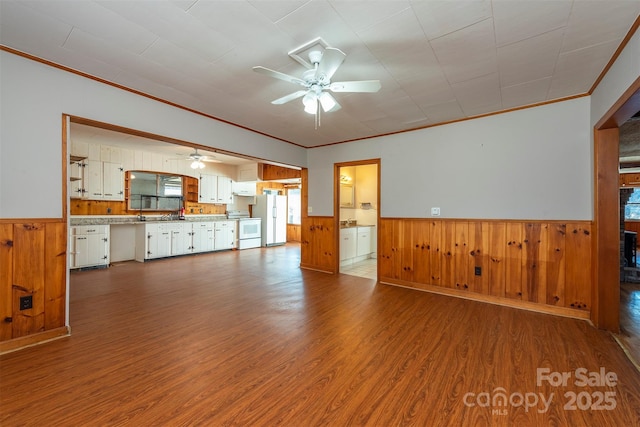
[380,278,591,321]
[0,326,70,355]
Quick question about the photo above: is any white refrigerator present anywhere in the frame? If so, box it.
[253,195,287,246]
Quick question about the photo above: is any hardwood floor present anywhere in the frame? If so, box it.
[2,244,640,426]
[618,282,640,369]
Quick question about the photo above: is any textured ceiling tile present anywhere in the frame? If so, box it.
[99,0,236,62]
[331,0,411,33]
[248,0,309,23]
[420,100,465,124]
[561,0,640,53]
[2,0,638,147]
[187,0,281,47]
[411,0,492,40]
[0,2,72,50]
[492,0,572,47]
[497,28,564,87]
[28,0,157,54]
[548,38,621,99]
[274,0,357,48]
[501,77,552,109]
[451,73,502,116]
[430,18,497,84]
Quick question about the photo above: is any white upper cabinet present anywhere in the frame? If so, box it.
[102,162,124,200]
[199,175,233,204]
[199,174,218,204]
[86,160,104,199]
[217,177,233,204]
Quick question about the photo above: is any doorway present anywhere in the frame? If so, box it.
[336,160,380,280]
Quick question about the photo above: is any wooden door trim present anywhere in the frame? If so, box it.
[593,80,640,331]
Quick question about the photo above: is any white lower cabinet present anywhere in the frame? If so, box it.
[136,220,236,261]
[340,227,357,261]
[357,228,372,257]
[70,225,110,269]
[190,222,214,253]
[340,226,374,265]
[214,221,236,251]
[136,223,171,261]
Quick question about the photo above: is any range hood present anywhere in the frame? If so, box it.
[232,181,256,196]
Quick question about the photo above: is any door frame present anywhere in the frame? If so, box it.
[334,159,381,276]
[593,76,640,331]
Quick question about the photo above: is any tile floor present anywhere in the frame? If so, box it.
[340,258,377,280]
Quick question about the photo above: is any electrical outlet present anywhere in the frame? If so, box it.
[19,295,33,310]
[474,266,482,276]
[431,207,441,216]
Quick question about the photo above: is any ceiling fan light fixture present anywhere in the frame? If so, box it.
[319,92,336,112]
[191,160,205,169]
[302,92,317,114]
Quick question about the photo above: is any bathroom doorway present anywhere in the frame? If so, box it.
[336,160,380,280]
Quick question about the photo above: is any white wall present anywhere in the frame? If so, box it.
[307,97,592,220]
[591,30,640,127]
[0,51,307,218]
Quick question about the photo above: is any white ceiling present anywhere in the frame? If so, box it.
[2,0,639,148]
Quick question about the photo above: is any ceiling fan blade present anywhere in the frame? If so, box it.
[253,66,306,86]
[314,47,346,81]
[202,157,221,163]
[330,80,382,93]
[272,90,308,105]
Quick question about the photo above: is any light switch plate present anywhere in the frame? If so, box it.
[431,207,441,216]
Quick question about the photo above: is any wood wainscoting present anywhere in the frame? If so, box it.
[378,218,592,319]
[0,221,68,350]
[300,217,336,274]
[287,224,301,242]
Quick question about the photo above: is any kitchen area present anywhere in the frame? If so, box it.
[68,123,300,270]
[338,163,379,280]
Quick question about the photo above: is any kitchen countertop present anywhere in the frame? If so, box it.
[70,215,228,226]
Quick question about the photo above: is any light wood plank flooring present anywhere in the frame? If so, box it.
[2,244,640,426]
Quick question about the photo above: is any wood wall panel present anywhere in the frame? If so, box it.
[0,221,67,343]
[523,223,546,304]
[505,222,523,300]
[0,224,13,341]
[71,199,226,216]
[287,224,301,242]
[377,218,593,317]
[545,224,566,306]
[453,221,468,291]
[429,221,441,286]
[400,220,413,282]
[260,164,301,181]
[440,221,455,289]
[45,223,67,329]
[300,217,335,273]
[12,224,46,338]
[468,222,489,294]
[488,222,506,298]
[565,223,592,310]
[412,220,430,286]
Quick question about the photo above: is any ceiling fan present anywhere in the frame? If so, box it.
[180,148,220,169]
[253,47,381,126]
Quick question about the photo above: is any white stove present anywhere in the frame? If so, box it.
[228,210,262,249]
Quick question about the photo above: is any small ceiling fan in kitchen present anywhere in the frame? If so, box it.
[178,148,220,169]
[253,46,381,128]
